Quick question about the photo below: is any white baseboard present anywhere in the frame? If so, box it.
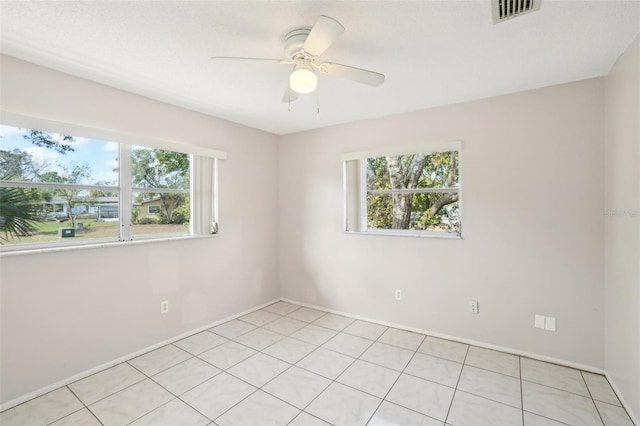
[280,297,606,374]
[605,373,639,426]
[0,297,280,412]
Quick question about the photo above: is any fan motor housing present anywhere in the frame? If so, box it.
[284,28,311,60]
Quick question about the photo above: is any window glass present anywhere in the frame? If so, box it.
[130,146,190,238]
[1,125,118,184]
[132,192,190,237]
[1,125,120,245]
[344,147,461,237]
[1,124,215,251]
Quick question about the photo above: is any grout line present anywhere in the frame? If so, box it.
[523,410,573,426]
[443,342,470,424]
[580,370,607,426]
[287,411,334,426]
[520,378,602,400]
[44,386,102,426]
[294,324,389,424]
[205,316,348,424]
[364,333,426,425]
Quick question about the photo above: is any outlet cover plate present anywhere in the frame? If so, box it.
[394,289,402,301]
[545,316,556,331]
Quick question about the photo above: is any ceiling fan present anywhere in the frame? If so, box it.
[211,15,385,103]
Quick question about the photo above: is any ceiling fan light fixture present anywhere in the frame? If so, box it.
[289,64,317,94]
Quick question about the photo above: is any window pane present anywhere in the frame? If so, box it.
[1,125,118,184]
[366,151,459,191]
[132,192,189,237]
[131,146,189,190]
[367,192,460,234]
[130,146,190,238]
[0,188,119,245]
[1,125,120,246]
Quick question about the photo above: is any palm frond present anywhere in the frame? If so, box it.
[0,187,40,241]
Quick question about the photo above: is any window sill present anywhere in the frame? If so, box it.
[0,234,218,257]
[344,230,462,240]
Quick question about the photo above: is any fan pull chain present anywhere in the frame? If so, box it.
[316,82,320,119]
[288,89,292,112]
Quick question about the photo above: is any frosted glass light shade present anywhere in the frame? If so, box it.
[289,65,317,94]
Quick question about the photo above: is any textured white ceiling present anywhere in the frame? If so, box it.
[1,1,639,135]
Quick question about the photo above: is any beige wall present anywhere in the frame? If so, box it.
[279,78,606,368]
[604,34,640,419]
[0,55,280,404]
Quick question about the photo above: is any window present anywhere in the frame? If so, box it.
[0,119,225,252]
[343,142,461,238]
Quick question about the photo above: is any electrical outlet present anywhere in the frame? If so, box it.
[395,289,402,301]
[160,300,169,314]
[545,316,556,332]
[468,300,479,314]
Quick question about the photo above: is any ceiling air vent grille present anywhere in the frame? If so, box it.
[492,0,541,23]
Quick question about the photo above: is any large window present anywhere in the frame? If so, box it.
[343,142,461,237]
[0,121,225,251]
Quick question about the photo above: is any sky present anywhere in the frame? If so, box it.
[0,124,119,184]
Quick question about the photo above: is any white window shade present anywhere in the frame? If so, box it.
[190,155,219,235]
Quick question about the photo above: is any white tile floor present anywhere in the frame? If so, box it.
[1,301,635,426]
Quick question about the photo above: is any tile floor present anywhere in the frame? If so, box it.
[0,301,635,426]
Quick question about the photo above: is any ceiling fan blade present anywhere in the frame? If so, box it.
[303,15,345,57]
[211,56,291,64]
[282,85,299,103]
[318,62,385,86]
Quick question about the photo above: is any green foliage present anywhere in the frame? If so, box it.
[1,148,44,180]
[131,148,188,189]
[137,217,159,225]
[366,157,393,229]
[366,151,460,233]
[170,199,190,225]
[0,187,39,240]
[23,130,75,155]
[89,181,118,198]
[38,162,92,227]
[131,148,189,223]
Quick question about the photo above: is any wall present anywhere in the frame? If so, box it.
[605,34,640,419]
[279,78,606,368]
[0,55,280,405]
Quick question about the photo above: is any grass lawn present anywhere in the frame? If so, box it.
[1,217,188,245]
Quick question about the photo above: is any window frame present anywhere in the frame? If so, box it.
[342,141,463,239]
[0,112,226,254]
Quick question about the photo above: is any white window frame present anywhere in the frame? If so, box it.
[342,141,462,239]
[147,205,161,215]
[0,112,226,254]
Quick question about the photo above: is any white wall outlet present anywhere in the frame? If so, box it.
[160,300,169,314]
[545,316,557,331]
[394,289,402,301]
[534,314,546,329]
[468,300,479,314]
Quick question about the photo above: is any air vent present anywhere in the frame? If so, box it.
[492,0,541,23]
